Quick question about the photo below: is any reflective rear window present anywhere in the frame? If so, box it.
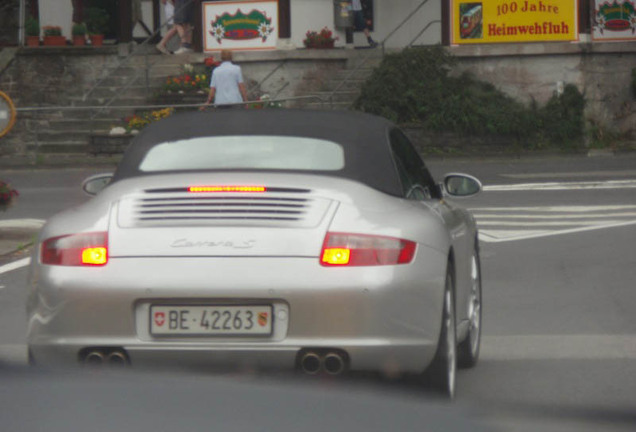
[139,136,345,172]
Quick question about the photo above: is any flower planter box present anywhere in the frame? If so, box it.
[90,34,104,47]
[43,35,67,46]
[73,35,86,46]
[26,36,40,47]
[305,41,335,49]
[90,134,133,155]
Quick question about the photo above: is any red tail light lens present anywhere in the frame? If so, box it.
[41,232,108,266]
[320,233,416,266]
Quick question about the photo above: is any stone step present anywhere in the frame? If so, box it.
[323,78,367,92]
[67,95,151,108]
[331,68,375,80]
[306,101,353,111]
[312,90,360,104]
[47,118,125,132]
[98,75,168,87]
[35,131,94,144]
[65,86,155,100]
[28,142,90,154]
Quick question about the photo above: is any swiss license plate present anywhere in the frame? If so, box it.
[150,305,273,336]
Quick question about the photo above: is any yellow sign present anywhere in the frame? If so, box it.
[451,1,579,44]
[0,91,16,138]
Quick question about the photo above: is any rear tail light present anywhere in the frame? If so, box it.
[320,233,416,266]
[41,232,108,266]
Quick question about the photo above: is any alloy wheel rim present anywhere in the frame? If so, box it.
[468,255,481,354]
[445,288,456,397]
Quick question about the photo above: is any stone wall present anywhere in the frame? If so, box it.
[450,41,636,143]
[1,43,635,159]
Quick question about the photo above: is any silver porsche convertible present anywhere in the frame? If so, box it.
[27,109,482,397]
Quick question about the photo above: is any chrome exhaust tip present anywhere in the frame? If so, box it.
[83,350,105,366]
[323,352,345,375]
[106,350,128,366]
[300,352,322,375]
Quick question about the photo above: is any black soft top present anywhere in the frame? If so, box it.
[112,109,404,196]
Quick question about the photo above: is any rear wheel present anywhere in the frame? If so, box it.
[458,247,482,368]
[423,265,457,399]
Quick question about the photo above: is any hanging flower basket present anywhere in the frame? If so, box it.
[0,181,19,211]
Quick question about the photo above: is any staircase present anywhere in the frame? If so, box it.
[21,47,384,158]
[310,49,384,110]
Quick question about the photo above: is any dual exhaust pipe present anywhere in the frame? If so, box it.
[299,350,348,375]
[82,348,129,366]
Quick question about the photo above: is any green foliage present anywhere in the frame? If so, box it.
[354,46,586,149]
[43,26,62,36]
[86,7,109,35]
[25,16,39,37]
[537,84,585,146]
[72,23,87,36]
[632,68,636,99]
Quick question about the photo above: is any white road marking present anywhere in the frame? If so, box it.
[0,218,45,229]
[472,205,636,212]
[0,344,27,365]
[0,257,31,275]
[474,204,636,243]
[501,170,636,179]
[479,220,636,243]
[479,220,632,227]
[482,334,636,361]
[484,179,636,191]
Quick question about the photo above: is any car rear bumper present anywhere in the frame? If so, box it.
[28,253,446,374]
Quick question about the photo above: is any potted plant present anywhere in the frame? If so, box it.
[72,23,87,46]
[0,180,19,212]
[303,27,338,49]
[42,26,66,46]
[25,16,40,46]
[86,7,109,46]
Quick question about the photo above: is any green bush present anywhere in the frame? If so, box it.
[354,46,586,148]
[86,7,109,35]
[25,16,39,37]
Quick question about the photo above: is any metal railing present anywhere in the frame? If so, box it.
[80,0,198,108]
[327,0,441,109]
[13,95,329,158]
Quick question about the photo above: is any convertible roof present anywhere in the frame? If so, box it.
[112,109,404,196]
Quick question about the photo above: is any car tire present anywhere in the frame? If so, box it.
[423,264,457,399]
[458,246,482,368]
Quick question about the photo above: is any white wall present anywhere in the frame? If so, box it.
[289,0,441,48]
[39,0,73,39]
[375,0,442,48]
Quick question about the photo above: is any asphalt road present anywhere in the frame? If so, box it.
[1,155,636,431]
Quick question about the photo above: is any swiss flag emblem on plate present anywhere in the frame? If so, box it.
[154,312,165,327]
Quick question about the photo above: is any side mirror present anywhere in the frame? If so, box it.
[82,173,113,196]
[442,173,482,198]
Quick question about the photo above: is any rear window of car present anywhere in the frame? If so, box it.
[138,136,345,172]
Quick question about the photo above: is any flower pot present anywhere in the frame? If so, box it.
[305,41,335,49]
[73,35,86,46]
[43,35,67,46]
[90,34,104,47]
[26,36,40,47]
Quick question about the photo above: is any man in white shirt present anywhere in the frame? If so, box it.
[201,50,248,109]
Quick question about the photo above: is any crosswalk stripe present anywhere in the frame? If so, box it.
[474,205,636,243]
[481,334,636,361]
[483,179,636,191]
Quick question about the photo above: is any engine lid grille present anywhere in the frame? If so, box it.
[117,187,332,228]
